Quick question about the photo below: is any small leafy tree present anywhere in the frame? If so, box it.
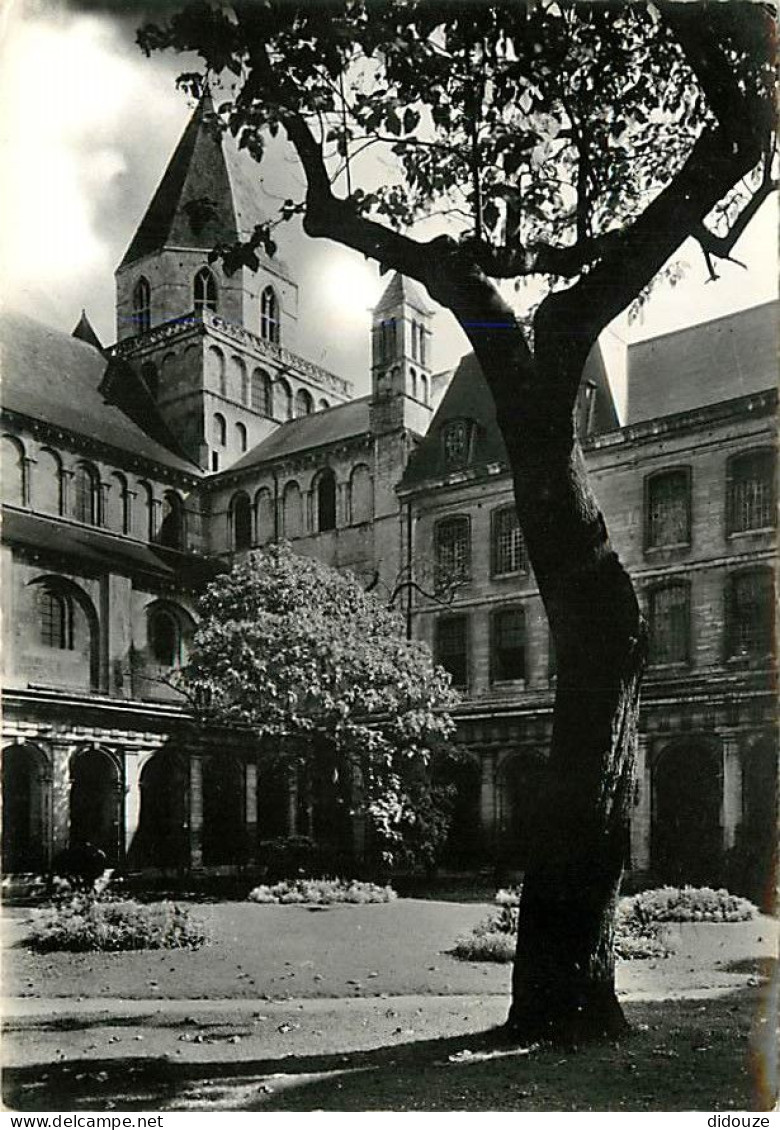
[180,543,459,870]
[140,0,774,1041]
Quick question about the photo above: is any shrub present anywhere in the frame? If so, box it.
[248,877,397,905]
[28,895,207,953]
[452,885,755,965]
[624,885,757,925]
[257,836,344,882]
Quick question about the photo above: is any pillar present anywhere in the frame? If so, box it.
[188,755,203,869]
[630,734,651,871]
[50,742,73,858]
[722,737,742,852]
[245,760,258,865]
[124,751,143,863]
[480,750,497,851]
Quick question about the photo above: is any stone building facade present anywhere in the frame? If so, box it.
[2,96,776,898]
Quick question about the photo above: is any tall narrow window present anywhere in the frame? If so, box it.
[235,422,248,453]
[435,515,470,589]
[278,379,293,421]
[411,321,419,361]
[646,468,690,549]
[442,420,471,468]
[491,607,526,682]
[491,506,526,576]
[260,286,280,343]
[73,463,99,526]
[39,589,72,649]
[435,615,469,688]
[648,583,690,666]
[295,388,314,417]
[727,449,776,534]
[419,325,427,367]
[231,492,252,550]
[132,277,151,333]
[316,468,337,532]
[213,413,227,447]
[149,609,180,667]
[159,492,184,549]
[251,369,272,416]
[727,570,774,659]
[194,266,217,315]
[1,435,25,506]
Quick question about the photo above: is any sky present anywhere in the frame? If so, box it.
[0,1,776,416]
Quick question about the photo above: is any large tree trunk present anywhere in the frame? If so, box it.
[428,263,647,1043]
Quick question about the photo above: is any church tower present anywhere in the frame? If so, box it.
[369,272,434,437]
[110,93,351,473]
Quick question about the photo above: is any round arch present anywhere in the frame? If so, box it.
[28,575,100,690]
[651,738,722,886]
[2,742,50,872]
[130,748,190,871]
[496,748,548,871]
[69,746,122,866]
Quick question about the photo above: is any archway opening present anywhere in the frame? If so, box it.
[652,742,722,886]
[131,749,190,871]
[2,744,49,872]
[202,755,246,866]
[497,752,548,873]
[69,749,121,866]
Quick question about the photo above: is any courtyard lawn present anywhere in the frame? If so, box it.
[2,898,777,1111]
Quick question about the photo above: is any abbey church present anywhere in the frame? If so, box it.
[2,96,776,902]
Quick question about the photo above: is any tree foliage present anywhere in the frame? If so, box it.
[180,544,459,868]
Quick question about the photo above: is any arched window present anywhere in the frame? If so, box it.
[419,325,427,367]
[159,491,185,549]
[251,369,273,416]
[260,286,280,343]
[235,422,248,453]
[255,487,274,545]
[136,480,156,541]
[726,569,774,659]
[349,464,373,525]
[207,346,225,394]
[411,321,419,361]
[726,448,776,534]
[133,277,151,333]
[295,388,314,418]
[420,372,429,405]
[231,491,253,550]
[213,413,227,447]
[410,367,418,399]
[231,356,247,404]
[1,435,25,506]
[39,587,73,649]
[648,583,690,666]
[282,480,303,538]
[491,505,526,576]
[315,468,337,532]
[491,607,525,682]
[106,471,130,535]
[278,379,293,422]
[36,448,62,515]
[73,462,99,526]
[645,468,691,548]
[435,515,470,589]
[318,398,330,412]
[194,266,217,315]
[148,608,180,667]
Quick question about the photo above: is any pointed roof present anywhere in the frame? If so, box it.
[119,92,272,270]
[71,310,103,352]
[374,272,434,317]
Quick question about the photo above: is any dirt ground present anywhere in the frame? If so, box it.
[2,899,777,1112]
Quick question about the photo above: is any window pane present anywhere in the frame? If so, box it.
[729,571,773,657]
[649,585,689,665]
[443,421,468,467]
[436,616,468,687]
[40,590,70,649]
[729,451,775,533]
[492,608,525,681]
[435,517,470,587]
[492,507,525,575]
[150,612,178,666]
[647,471,689,547]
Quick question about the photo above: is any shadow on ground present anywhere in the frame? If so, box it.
[3,990,775,1112]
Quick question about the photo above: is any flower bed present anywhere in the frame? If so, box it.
[248,877,397,905]
[28,895,207,953]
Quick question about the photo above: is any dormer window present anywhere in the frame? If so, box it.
[260,286,280,343]
[443,419,471,469]
[133,277,151,334]
[194,267,218,316]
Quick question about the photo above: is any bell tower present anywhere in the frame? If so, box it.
[369,272,434,436]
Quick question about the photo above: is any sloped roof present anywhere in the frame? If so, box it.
[71,310,104,352]
[119,92,284,272]
[226,397,372,473]
[627,301,778,424]
[0,310,198,475]
[374,271,434,316]
[401,344,615,489]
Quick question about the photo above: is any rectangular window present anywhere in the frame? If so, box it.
[435,615,469,688]
[435,516,470,590]
[491,506,525,576]
[491,608,525,682]
[646,469,690,549]
[39,591,71,650]
[649,584,690,665]
[728,571,773,659]
[727,450,775,534]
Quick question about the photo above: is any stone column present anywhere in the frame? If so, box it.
[479,750,497,852]
[50,742,73,858]
[287,768,299,835]
[630,734,652,871]
[721,736,742,852]
[244,760,258,865]
[124,751,143,864]
[188,755,204,870]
